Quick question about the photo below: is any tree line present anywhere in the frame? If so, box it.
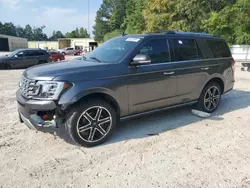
[93,0,250,44]
[0,22,90,41]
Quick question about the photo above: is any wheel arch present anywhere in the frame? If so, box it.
[64,91,121,118]
[203,77,225,94]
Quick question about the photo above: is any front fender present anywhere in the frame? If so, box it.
[57,79,129,116]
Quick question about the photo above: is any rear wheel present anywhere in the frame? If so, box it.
[65,100,117,147]
[197,82,222,113]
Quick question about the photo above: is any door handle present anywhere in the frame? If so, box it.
[201,67,209,71]
[164,71,175,75]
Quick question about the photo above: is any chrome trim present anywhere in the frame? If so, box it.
[164,71,175,75]
[19,112,36,130]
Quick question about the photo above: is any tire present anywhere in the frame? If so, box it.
[65,100,117,147]
[196,82,222,113]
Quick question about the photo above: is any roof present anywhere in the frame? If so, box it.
[16,48,44,51]
[122,31,221,40]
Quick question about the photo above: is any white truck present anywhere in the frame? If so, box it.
[58,47,82,56]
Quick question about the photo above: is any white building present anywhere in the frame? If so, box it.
[0,34,28,51]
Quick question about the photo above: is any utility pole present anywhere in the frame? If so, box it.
[88,0,90,36]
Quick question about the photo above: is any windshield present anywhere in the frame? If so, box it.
[86,37,141,63]
[8,49,22,57]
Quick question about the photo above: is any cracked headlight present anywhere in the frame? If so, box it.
[34,81,71,100]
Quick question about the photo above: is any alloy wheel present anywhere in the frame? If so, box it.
[204,86,220,111]
[76,106,112,143]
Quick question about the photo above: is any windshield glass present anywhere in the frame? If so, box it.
[8,49,22,57]
[86,37,141,63]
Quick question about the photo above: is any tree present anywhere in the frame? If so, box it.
[93,0,128,42]
[143,0,177,32]
[16,26,25,38]
[75,27,79,38]
[202,0,250,44]
[103,29,122,42]
[93,0,113,42]
[24,25,33,40]
[50,30,64,40]
[79,27,90,38]
[64,27,89,38]
[123,0,147,34]
[0,22,16,36]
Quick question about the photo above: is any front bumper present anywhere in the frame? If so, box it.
[16,89,58,132]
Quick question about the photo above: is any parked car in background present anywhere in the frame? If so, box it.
[48,51,65,62]
[58,47,82,56]
[0,48,51,69]
[17,31,235,147]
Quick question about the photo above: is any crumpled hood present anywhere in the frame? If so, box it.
[23,59,112,81]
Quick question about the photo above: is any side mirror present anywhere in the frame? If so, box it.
[130,54,151,66]
[14,55,18,58]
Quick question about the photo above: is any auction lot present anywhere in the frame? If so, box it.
[0,65,250,187]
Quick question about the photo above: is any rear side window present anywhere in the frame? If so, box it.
[138,39,170,64]
[207,40,231,58]
[25,51,36,57]
[171,39,203,61]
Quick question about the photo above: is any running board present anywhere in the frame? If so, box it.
[120,101,198,121]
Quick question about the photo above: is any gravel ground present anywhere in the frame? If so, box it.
[0,65,250,188]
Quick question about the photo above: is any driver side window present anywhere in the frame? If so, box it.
[16,51,24,57]
[138,39,170,64]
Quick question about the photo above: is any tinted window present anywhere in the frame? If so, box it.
[172,39,203,61]
[67,48,74,50]
[207,40,231,58]
[37,51,46,56]
[25,51,37,57]
[137,39,170,64]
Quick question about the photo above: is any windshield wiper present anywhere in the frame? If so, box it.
[89,56,102,63]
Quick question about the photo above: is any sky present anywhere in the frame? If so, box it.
[0,0,103,37]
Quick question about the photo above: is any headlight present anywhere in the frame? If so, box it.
[33,81,71,100]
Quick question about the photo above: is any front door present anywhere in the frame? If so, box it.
[128,38,177,115]
[8,51,27,68]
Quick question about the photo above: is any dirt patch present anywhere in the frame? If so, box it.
[0,65,250,188]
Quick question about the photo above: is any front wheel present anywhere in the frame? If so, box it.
[65,100,117,147]
[196,82,222,113]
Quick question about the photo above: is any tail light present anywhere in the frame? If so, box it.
[232,60,235,72]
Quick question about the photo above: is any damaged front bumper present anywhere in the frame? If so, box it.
[16,90,59,132]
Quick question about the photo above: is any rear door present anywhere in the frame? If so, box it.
[169,38,209,104]
[128,38,177,114]
[24,50,39,67]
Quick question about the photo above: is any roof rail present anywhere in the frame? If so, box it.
[171,31,213,36]
[145,30,213,37]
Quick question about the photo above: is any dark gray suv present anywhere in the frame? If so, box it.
[0,48,51,69]
[16,31,235,147]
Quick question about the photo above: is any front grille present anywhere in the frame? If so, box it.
[19,76,40,99]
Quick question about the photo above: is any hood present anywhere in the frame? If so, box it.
[0,56,11,62]
[23,59,113,81]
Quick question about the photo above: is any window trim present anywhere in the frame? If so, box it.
[206,39,231,58]
[170,38,204,62]
[133,38,171,65]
